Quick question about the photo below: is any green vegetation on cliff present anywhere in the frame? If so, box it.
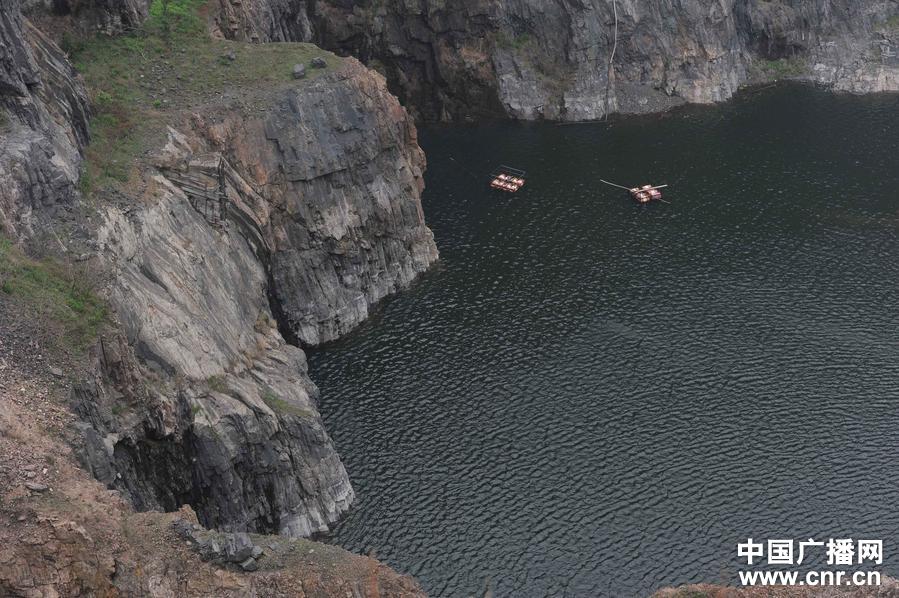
[750,55,808,81]
[262,388,315,419]
[0,236,106,351]
[495,31,534,51]
[67,0,342,193]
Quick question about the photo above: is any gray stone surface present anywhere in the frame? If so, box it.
[212,0,899,121]
[174,518,264,567]
[0,3,89,243]
[72,61,437,538]
[188,60,439,346]
[23,0,151,36]
[74,185,356,537]
[239,557,258,572]
[2,4,435,545]
[209,0,313,42]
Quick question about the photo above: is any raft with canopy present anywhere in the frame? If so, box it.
[489,165,527,193]
[600,179,668,203]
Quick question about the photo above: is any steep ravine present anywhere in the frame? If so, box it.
[215,0,899,121]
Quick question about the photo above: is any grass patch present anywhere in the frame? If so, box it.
[261,388,314,419]
[0,236,106,351]
[149,0,204,34]
[68,0,342,195]
[206,375,228,393]
[496,31,533,51]
[752,55,807,80]
[885,15,899,29]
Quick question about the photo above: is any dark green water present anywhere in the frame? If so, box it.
[309,84,899,597]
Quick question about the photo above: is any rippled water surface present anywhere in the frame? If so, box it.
[309,84,899,597]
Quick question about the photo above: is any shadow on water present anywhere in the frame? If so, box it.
[309,83,899,597]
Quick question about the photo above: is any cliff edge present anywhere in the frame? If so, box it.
[213,0,899,121]
[1,0,436,594]
[75,52,438,538]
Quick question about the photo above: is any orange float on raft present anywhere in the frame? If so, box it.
[600,179,669,203]
[629,184,664,204]
[489,165,527,193]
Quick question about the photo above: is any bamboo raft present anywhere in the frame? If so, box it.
[490,165,527,193]
[600,179,669,204]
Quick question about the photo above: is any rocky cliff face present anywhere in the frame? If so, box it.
[3,0,436,556]
[1,0,437,590]
[75,184,357,539]
[744,1,899,94]
[0,310,424,596]
[190,64,438,346]
[74,58,437,538]
[0,0,89,244]
[23,0,151,37]
[215,0,899,121]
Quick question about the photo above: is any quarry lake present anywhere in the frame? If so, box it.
[309,84,899,597]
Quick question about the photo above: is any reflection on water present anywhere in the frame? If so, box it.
[309,84,899,597]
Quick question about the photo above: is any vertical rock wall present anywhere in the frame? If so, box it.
[23,0,152,36]
[213,0,899,121]
[193,62,438,345]
[0,0,89,243]
[2,0,437,541]
[75,181,356,536]
[75,61,438,537]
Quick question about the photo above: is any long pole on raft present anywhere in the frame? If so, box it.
[600,179,669,191]
[599,179,632,190]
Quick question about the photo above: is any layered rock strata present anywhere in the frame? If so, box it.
[75,59,438,537]
[0,0,89,244]
[214,0,899,121]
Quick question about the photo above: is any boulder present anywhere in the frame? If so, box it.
[225,533,256,563]
[239,557,258,572]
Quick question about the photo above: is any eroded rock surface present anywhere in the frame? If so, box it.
[190,62,438,345]
[24,0,152,37]
[0,0,89,243]
[3,0,437,552]
[214,0,899,121]
[73,59,437,540]
[74,190,356,537]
